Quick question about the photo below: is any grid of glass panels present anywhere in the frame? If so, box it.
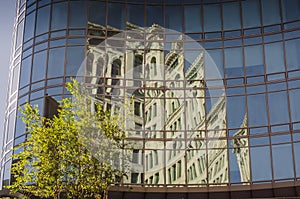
[1,0,300,189]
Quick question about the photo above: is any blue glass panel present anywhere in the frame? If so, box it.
[36,5,50,35]
[249,127,268,135]
[20,56,32,88]
[205,49,223,79]
[265,42,285,74]
[248,94,268,127]
[16,20,24,49]
[250,146,272,181]
[66,46,85,76]
[267,82,286,92]
[32,50,47,82]
[285,38,300,70]
[244,28,261,36]
[226,96,246,128]
[289,89,300,122]
[229,150,242,182]
[245,45,264,75]
[264,33,282,43]
[272,144,294,179]
[261,0,280,26]
[271,134,291,144]
[294,142,300,177]
[244,36,262,45]
[51,2,68,31]
[69,1,86,28]
[108,3,125,29]
[203,4,221,32]
[165,6,182,32]
[224,30,241,38]
[250,136,269,146]
[222,2,241,31]
[48,47,65,78]
[268,91,289,124]
[264,25,281,33]
[184,5,202,33]
[128,4,144,27]
[271,124,289,133]
[7,111,16,142]
[146,5,163,27]
[224,39,242,47]
[24,11,36,42]
[242,0,261,28]
[88,1,106,27]
[247,84,265,94]
[226,86,244,96]
[282,0,300,22]
[225,47,243,77]
[284,21,300,30]
[15,109,26,137]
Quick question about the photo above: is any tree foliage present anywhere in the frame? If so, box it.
[6,80,128,199]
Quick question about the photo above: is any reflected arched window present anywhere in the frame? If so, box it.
[96,57,104,76]
[134,55,143,86]
[86,53,94,76]
[151,57,157,76]
[111,59,121,77]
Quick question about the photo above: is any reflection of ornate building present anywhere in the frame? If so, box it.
[86,24,241,186]
[2,1,300,198]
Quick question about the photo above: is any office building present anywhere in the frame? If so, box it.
[1,0,300,198]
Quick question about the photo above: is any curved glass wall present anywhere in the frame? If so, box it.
[1,0,300,191]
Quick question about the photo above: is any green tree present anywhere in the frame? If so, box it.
[6,80,128,199]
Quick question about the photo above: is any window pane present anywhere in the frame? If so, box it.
[294,142,300,177]
[36,5,50,35]
[247,94,268,127]
[32,50,47,82]
[282,0,300,22]
[184,5,202,33]
[272,144,294,179]
[226,96,246,128]
[47,48,65,78]
[51,2,68,31]
[229,150,242,183]
[289,89,300,122]
[285,38,300,70]
[165,6,182,32]
[222,2,241,30]
[11,64,20,94]
[20,56,32,88]
[261,0,280,26]
[16,20,24,48]
[250,146,272,181]
[66,46,85,76]
[128,4,144,27]
[245,45,264,75]
[7,111,16,142]
[205,49,224,79]
[204,4,221,32]
[88,1,106,27]
[242,0,261,28]
[24,11,36,42]
[265,42,285,74]
[108,3,125,29]
[146,5,163,27]
[225,47,243,77]
[69,1,86,28]
[268,91,289,124]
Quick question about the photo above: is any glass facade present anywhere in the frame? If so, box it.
[1,0,300,197]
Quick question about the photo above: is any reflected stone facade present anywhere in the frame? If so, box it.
[1,0,300,198]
